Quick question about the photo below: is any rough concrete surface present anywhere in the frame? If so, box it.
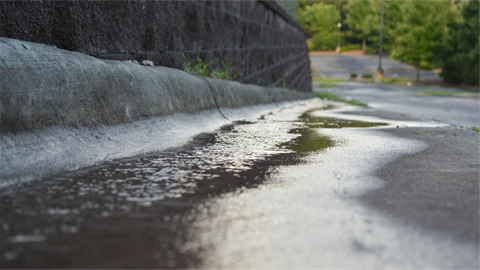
[0,0,311,91]
[0,37,313,188]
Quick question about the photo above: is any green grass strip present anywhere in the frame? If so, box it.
[314,91,368,107]
[379,77,413,83]
[313,81,338,87]
[416,89,456,96]
[415,89,478,98]
[312,76,349,83]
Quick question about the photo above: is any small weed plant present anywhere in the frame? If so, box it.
[183,53,236,80]
[211,56,236,80]
[472,125,480,133]
[182,53,193,73]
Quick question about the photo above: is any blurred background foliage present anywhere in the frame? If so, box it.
[436,1,479,86]
[297,0,479,86]
[276,0,298,19]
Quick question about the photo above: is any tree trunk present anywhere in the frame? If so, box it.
[416,66,420,82]
[362,37,366,51]
[391,44,396,69]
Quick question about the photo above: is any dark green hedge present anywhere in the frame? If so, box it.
[439,1,479,87]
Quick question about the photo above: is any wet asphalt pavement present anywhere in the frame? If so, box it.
[1,83,479,268]
[316,83,479,244]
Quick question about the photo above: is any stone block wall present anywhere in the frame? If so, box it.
[0,0,311,92]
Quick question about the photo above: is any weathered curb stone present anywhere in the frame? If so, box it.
[0,38,216,133]
[0,38,314,188]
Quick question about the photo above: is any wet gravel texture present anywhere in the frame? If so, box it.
[0,102,382,268]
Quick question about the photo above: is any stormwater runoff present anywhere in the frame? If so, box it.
[1,99,476,268]
[0,99,384,268]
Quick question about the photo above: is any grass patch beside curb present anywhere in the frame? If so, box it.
[415,89,479,98]
[313,81,339,87]
[314,91,368,107]
[416,89,457,96]
[379,77,413,84]
[312,76,350,83]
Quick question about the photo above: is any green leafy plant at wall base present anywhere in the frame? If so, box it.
[182,53,236,80]
[211,56,236,80]
[182,53,192,74]
[192,57,213,77]
[472,125,480,133]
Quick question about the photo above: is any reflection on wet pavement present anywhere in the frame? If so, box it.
[301,114,388,129]
[0,101,387,268]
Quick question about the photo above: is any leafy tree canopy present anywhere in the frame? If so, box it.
[301,2,338,36]
[344,0,402,52]
[390,0,456,81]
[297,1,341,51]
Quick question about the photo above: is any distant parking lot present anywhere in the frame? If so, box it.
[309,52,442,81]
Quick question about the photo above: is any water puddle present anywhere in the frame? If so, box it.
[0,102,389,268]
[283,128,336,154]
[281,111,387,154]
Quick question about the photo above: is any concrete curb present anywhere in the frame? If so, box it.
[0,37,314,188]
